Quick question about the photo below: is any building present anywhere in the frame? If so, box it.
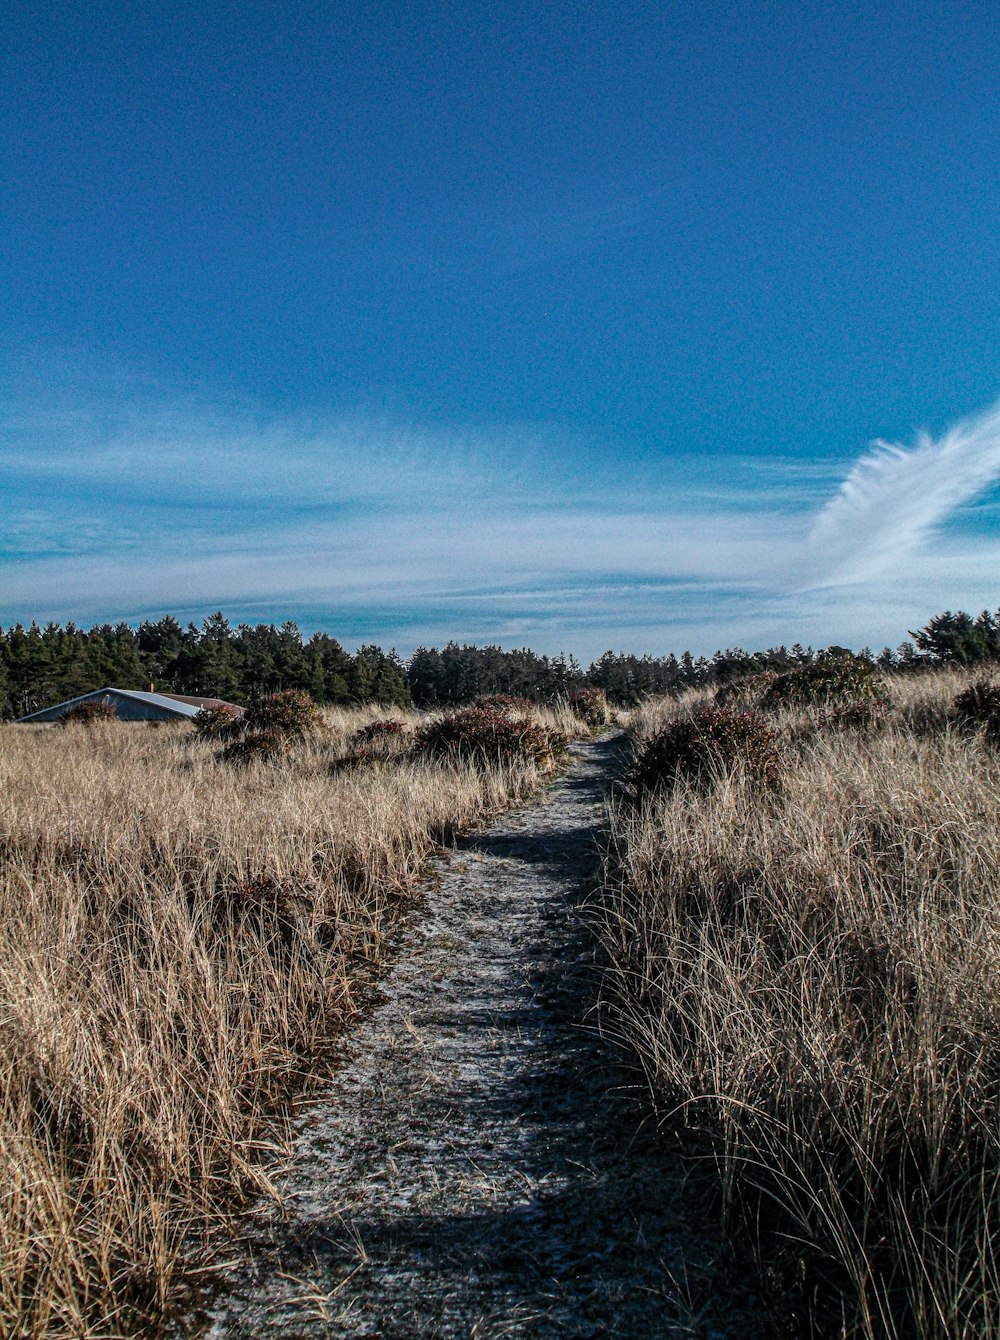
[15,688,245,724]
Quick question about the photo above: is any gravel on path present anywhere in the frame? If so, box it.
[199,735,766,1338]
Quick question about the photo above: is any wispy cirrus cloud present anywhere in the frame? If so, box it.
[4,355,1000,658]
[804,399,1000,588]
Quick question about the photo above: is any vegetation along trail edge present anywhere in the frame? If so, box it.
[196,734,763,1338]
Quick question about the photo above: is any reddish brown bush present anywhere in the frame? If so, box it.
[713,671,778,708]
[243,690,324,738]
[192,704,243,739]
[335,718,414,768]
[568,688,611,729]
[626,705,782,796]
[760,658,887,710]
[816,699,891,735]
[953,680,1000,740]
[415,706,565,770]
[352,718,409,746]
[473,693,535,713]
[218,729,290,766]
[59,699,117,725]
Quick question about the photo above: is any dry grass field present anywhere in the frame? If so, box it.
[0,702,579,1337]
[598,667,1000,1338]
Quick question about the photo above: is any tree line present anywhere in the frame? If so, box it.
[0,615,408,720]
[0,606,994,719]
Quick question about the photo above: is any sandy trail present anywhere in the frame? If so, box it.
[201,735,760,1338]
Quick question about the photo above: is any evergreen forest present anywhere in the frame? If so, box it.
[1,605,996,719]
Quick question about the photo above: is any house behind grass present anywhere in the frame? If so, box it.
[15,687,245,724]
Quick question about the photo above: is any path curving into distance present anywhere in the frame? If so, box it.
[200,735,763,1338]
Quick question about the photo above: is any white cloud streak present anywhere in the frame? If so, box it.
[804,399,1000,587]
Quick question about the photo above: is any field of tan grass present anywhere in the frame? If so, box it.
[598,666,1000,1338]
[0,703,577,1336]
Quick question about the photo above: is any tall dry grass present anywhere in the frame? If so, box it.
[599,669,1000,1338]
[0,707,565,1336]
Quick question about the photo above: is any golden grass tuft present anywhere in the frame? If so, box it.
[0,706,564,1336]
[598,667,1000,1337]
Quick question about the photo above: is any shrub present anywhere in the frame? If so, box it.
[352,718,409,746]
[568,687,611,729]
[473,693,535,713]
[415,706,565,770]
[760,657,887,710]
[218,729,290,766]
[335,718,414,768]
[953,680,1000,740]
[59,699,117,725]
[714,671,778,709]
[816,699,890,735]
[192,704,243,739]
[626,705,782,796]
[243,690,324,738]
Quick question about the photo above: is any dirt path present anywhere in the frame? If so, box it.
[200,736,763,1338]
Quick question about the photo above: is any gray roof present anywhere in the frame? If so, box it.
[16,687,203,723]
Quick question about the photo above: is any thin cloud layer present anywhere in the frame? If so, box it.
[4,363,1000,658]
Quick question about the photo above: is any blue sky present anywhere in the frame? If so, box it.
[3,0,1000,660]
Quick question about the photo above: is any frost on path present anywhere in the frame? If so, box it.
[202,737,761,1338]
